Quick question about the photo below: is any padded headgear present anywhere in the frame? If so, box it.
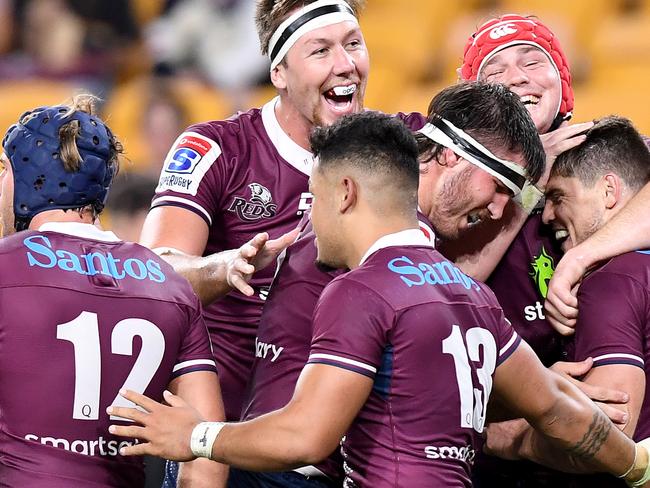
[460,14,574,122]
[2,105,118,231]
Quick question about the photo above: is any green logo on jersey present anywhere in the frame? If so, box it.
[530,246,555,299]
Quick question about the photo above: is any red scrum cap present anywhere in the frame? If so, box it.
[460,14,574,121]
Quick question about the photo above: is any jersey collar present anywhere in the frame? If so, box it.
[37,222,121,242]
[359,228,434,266]
[262,97,315,176]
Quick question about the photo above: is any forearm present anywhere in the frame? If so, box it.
[178,458,227,488]
[158,250,237,305]
[172,373,228,487]
[525,379,635,476]
[210,409,330,471]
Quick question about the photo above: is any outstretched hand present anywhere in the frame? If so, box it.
[226,227,299,296]
[108,390,203,461]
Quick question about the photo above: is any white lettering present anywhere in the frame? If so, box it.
[24,433,138,457]
[523,301,546,321]
[255,337,284,362]
[424,444,476,464]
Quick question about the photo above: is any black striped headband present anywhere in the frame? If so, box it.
[268,0,358,70]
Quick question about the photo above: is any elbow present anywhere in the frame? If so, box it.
[287,433,338,467]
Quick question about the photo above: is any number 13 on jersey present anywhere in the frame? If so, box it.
[443,325,497,433]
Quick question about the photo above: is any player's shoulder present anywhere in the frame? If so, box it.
[186,106,265,147]
[584,250,650,288]
[0,231,33,277]
[375,246,502,307]
[0,230,30,253]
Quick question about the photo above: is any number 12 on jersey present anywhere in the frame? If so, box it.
[57,311,165,421]
[442,325,497,433]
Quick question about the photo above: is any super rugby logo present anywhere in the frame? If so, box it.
[165,136,210,174]
[228,183,278,221]
[489,23,518,40]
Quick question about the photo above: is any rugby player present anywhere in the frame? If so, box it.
[453,16,631,486]
[545,138,650,331]
[450,14,592,366]
[538,117,650,486]
[486,117,650,487]
[138,0,394,425]
[0,96,225,486]
[236,80,544,486]
[111,112,650,488]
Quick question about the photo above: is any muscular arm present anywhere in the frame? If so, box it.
[212,364,371,470]
[140,206,296,305]
[492,341,637,476]
[109,364,372,471]
[140,206,233,305]
[169,371,227,488]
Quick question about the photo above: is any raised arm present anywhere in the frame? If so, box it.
[140,206,297,305]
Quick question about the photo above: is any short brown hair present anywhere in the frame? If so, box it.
[255,0,365,56]
[552,116,650,192]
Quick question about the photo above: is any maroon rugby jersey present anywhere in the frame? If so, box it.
[307,230,521,487]
[0,223,216,487]
[559,251,650,487]
[151,97,426,420]
[474,213,567,487]
[242,213,434,480]
[486,212,564,366]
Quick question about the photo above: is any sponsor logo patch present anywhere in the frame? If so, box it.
[157,131,221,196]
[489,23,518,39]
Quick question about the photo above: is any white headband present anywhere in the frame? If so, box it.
[418,117,527,196]
[268,0,358,71]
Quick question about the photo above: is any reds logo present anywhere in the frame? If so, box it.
[489,23,518,40]
[228,183,278,221]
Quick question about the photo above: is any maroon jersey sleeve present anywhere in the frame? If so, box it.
[574,269,646,369]
[307,277,392,378]
[172,298,217,378]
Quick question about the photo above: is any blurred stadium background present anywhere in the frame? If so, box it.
[0,0,648,179]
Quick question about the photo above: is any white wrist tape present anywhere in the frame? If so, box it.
[190,422,225,459]
[514,181,544,214]
[626,438,650,487]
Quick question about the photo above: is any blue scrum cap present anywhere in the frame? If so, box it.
[2,104,118,231]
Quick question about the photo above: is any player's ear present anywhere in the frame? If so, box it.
[603,173,622,209]
[340,176,357,214]
[270,65,287,91]
[442,148,463,168]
